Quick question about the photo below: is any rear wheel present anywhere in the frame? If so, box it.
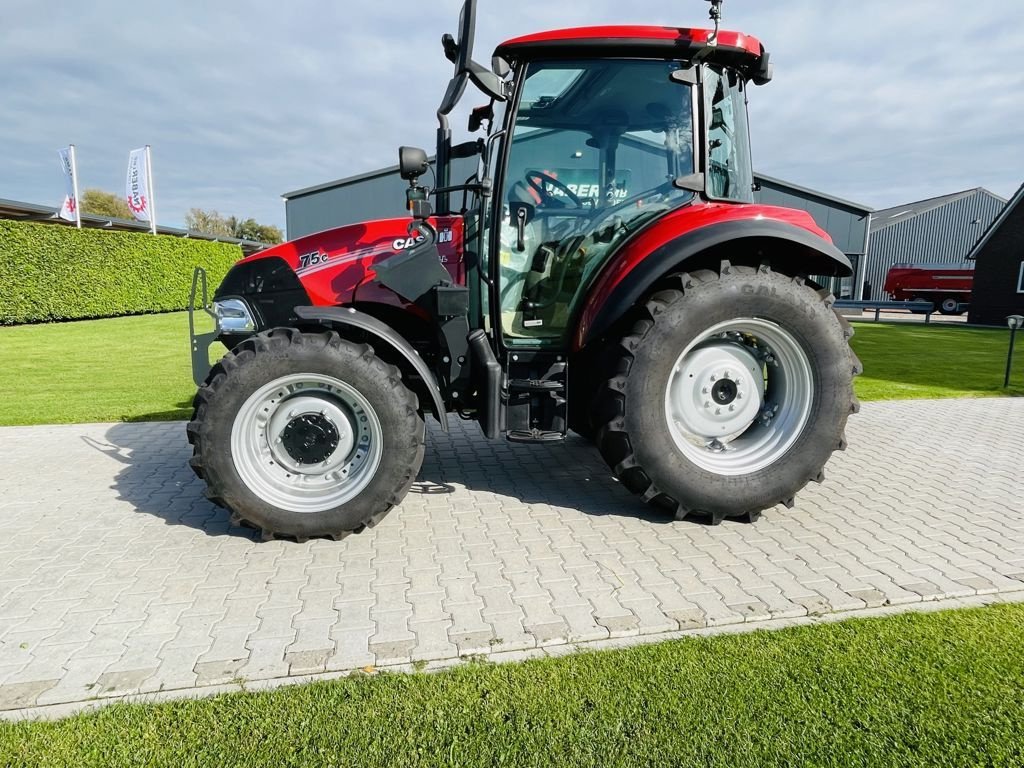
[188,329,425,541]
[596,263,860,524]
[939,296,963,316]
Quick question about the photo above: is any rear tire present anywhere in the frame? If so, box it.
[596,264,860,523]
[939,296,963,316]
[188,328,425,541]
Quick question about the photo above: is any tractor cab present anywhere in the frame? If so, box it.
[393,3,776,440]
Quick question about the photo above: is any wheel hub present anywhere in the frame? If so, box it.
[669,343,765,445]
[664,318,815,477]
[711,378,739,406]
[230,375,383,515]
[280,414,341,465]
[265,393,357,476]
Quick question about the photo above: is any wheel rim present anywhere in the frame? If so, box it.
[942,298,958,313]
[230,373,383,514]
[664,318,814,477]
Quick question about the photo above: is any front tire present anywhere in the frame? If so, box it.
[188,329,425,541]
[596,264,860,524]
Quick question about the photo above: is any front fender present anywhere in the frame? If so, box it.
[575,219,852,350]
[294,305,449,432]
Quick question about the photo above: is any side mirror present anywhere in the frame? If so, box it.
[399,146,430,182]
[1009,315,1024,330]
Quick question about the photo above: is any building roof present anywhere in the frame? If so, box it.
[755,173,872,214]
[869,188,1006,234]
[966,181,1024,261]
[0,197,268,255]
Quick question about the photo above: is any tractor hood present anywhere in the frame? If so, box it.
[222,215,466,305]
[214,216,465,329]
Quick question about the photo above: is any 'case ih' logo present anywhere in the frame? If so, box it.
[393,235,426,251]
[393,229,453,251]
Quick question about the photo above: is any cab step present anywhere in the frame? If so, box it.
[505,354,568,443]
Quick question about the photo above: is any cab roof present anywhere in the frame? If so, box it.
[495,26,768,75]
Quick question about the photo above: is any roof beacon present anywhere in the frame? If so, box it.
[706,0,724,46]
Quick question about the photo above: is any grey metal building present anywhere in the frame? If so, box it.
[864,188,1005,300]
[753,175,871,299]
[284,163,871,297]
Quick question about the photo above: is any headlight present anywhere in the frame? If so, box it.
[214,298,256,334]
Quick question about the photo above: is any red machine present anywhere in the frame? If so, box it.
[187,0,860,541]
[883,264,973,315]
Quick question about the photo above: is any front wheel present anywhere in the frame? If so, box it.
[188,329,425,541]
[596,264,860,524]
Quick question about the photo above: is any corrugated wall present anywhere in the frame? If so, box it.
[864,190,1005,300]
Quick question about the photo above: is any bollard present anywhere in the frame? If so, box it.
[1007,316,1024,388]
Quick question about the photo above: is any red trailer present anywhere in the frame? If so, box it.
[883,264,973,315]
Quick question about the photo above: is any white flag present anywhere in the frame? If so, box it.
[126,148,152,222]
[58,147,78,223]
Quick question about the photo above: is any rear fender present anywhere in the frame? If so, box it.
[575,219,853,349]
[294,305,449,432]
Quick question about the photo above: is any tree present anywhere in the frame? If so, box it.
[81,189,133,220]
[185,208,234,238]
[186,209,284,244]
[232,218,284,245]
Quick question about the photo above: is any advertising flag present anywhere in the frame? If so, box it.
[126,147,152,224]
[58,146,80,226]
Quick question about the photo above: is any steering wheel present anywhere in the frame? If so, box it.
[525,170,584,209]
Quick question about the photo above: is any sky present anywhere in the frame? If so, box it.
[1,0,1022,233]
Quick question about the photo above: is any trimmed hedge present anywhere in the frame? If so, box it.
[0,220,243,324]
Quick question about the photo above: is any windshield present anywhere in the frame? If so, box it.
[496,59,696,343]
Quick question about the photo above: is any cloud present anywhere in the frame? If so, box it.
[1,0,1021,231]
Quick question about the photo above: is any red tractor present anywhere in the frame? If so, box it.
[188,0,860,541]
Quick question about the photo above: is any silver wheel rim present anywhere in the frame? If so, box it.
[230,373,383,514]
[664,318,814,477]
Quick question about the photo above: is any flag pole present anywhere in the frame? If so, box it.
[69,144,82,228]
[145,145,158,235]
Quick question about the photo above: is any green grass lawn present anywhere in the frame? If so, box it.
[851,322,1024,401]
[0,313,1020,427]
[2,604,1022,767]
[0,312,222,426]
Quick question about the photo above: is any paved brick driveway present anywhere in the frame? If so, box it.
[1,398,1022,717]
